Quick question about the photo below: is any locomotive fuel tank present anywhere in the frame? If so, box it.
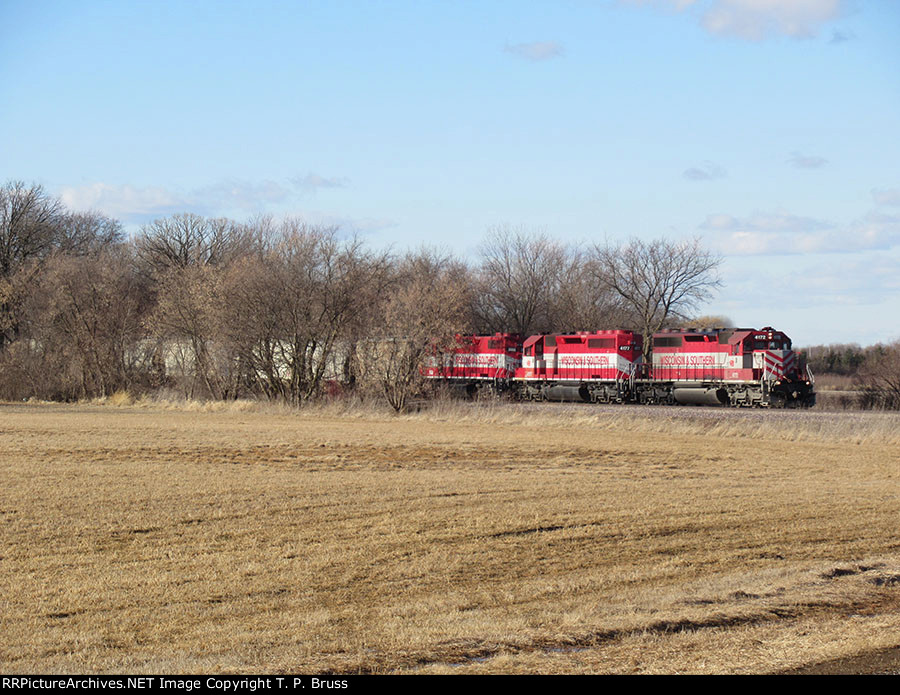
[673,387,729,406]
[541,385,591,402]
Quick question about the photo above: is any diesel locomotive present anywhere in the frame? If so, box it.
[425,327,815,408]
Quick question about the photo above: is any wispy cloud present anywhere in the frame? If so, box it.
[683,162,727,181]
[277,210,397,236]
[625,0,844,41]
[788,151,828,169]
[872,188,900,207]
[195,179,295,209]
[701,210,832,233]
[59,174,349,223]
[292,173,348,191]
[504,41,564,61]
[772,255,900,307]
[725,253,900,320]
[828,28,854,44]
[620,1,699,11]
[702,209,900,255]
[702,0,843,40]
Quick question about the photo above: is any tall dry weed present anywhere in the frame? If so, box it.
[408,400,900,446]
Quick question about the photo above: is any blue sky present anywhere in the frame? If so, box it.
[2,0,898,345]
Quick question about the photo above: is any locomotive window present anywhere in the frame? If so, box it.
[755,341,767,350]
[562,337,581,344]
[588,338,615,349]
[653,336,683,348]
[768,341,779,350]
[684,335,705,342]
[524,347,532,356]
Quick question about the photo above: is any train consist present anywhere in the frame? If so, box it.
[425,327,816,408]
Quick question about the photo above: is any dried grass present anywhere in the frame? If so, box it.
[412,399,900,446]
[2,401,898,674]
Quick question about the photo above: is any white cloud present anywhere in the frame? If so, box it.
[59,183,192,220]
[683,162,727,181]
[504,41,564,61]
[702,209,900,255]
[624,0,844,41]
[788,151,828,169]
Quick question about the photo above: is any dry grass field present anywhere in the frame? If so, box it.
[1,399,899,674]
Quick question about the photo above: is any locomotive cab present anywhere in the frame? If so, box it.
[745,327,814,407]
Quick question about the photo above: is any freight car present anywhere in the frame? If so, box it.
[427,327,815,408]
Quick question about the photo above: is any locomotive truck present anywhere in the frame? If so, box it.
[425,326,815,408]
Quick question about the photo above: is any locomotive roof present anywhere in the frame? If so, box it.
[522,330,638,348]
[653,327,789,345]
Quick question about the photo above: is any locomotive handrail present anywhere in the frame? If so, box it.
[616,360,636,389]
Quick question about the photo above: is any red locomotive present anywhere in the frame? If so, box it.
[427,326,815,408]
[425,333,522,395]
[517,330,642,403]
[646,326,812,407]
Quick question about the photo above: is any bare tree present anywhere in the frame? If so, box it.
[213,220,393,404]
[135,213,254,274]
[148,265,229,399]
[473,225,570,335]
[1,182,123,349]
[856,341,900,410]
[216,254,285,400]
[58,210,123,256]
[136,214,264,399]
[0,181,64,277]
[682,314,735,330]
[552,250,629,332]
[358,250,471,412]
[1,182,64,348]
[589,237,722,360]
[21,247,149,399]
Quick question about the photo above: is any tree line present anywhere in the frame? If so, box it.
[2,179,722,410]
[799,343,900,410]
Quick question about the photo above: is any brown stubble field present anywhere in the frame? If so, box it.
[1,400,898,674]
